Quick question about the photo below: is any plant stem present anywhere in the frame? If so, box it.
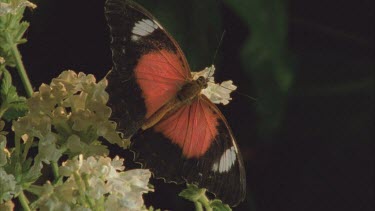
[5,33,33,97]
[51,161,60,180]
[199,193,212,211]
[73,171,93,208]
[14,135,22,181]
[18,191,31,211]
[194,201,203,211]
[14,134,20,161]
[22,136,34,162]
[82,174,96,209]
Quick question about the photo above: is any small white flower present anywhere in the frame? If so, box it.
[59,154,83,176]
[36,132,62,164]
[192,65,237,105]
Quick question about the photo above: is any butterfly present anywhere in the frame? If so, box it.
[104,0,246,206]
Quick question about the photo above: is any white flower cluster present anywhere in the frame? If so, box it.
[192,65,237,105]
[33,155,153,211]
[12,70,129,160]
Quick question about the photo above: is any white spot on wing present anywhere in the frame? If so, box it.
[131,35,140,41]
[131,19,159,41]
[212,146,237,173]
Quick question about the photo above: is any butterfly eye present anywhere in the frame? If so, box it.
[203,81,208,89]
[197,76,207,88]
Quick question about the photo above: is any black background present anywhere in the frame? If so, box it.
[18,0,373,210]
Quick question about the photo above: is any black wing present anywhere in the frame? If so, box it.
[105,0,190,138]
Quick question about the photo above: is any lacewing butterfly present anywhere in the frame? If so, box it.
[105,0,246,206]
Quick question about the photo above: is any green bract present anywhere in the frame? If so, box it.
[179,184,231,211]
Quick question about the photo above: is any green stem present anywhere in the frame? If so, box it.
[198,193,212,211]
[21,136,34,162]
[82,174,96,208]
[73,171,94,208]
[14,134,22,181]
[51,161,60,180]
[194,201,203,211]
[5,33,33,97]
[18,191,31,211]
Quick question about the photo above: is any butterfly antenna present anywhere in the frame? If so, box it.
[236,91,258,103]
[211,30,226,65]
[206,30,226,80]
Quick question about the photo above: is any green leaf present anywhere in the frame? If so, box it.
[2,99,28,121]
[179,184,232,211]
[0,132,8,167]
[0,69,28,121]
[0,68,12,99]
[210,199,231,211]
[21,161,42,189]
[179,184,206,202]
[0,168,17,203]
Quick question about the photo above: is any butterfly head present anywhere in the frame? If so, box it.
[196,76,208,89]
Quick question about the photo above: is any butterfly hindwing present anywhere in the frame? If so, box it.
[132,96,246,206]
[153,97,218,158]
[105,0,190,137]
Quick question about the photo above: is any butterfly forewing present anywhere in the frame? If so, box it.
[105,0,190,137]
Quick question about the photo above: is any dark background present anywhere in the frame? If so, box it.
[19,0,373,210]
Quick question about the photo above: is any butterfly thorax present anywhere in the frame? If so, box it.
[141,76,207,130]
[177,76,207,102]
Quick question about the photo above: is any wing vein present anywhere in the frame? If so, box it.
[199,99,217,140]
[149,42,187,79]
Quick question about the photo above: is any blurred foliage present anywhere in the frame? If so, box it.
[225,0,293,138]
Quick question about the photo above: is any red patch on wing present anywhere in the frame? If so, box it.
[135,50,189,118]
[154,98,219,158]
